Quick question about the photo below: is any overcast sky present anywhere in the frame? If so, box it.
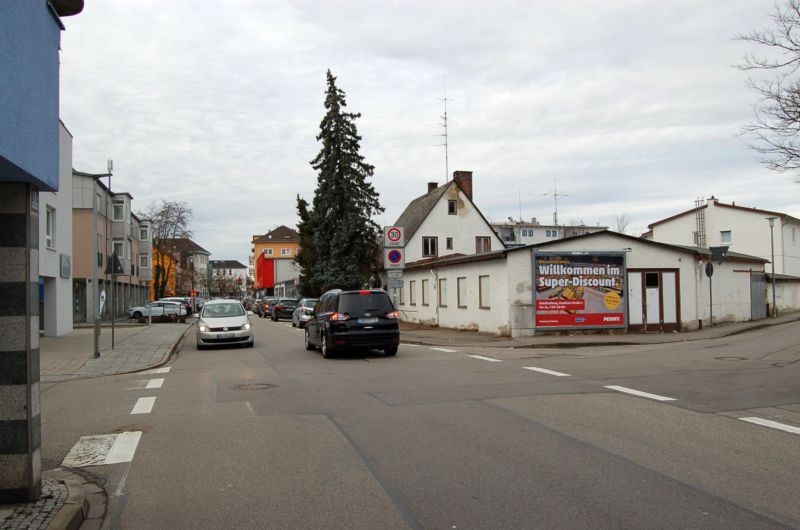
[60,0,800,267]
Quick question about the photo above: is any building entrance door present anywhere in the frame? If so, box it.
[627,270,680,333]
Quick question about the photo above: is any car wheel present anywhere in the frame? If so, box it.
[197,342,205,350]
[321,333,334,358]
[133,311,142,319]
[247,340,254,348]
[291,320,296,327]
[384,345,398,356]
[304,329,315,351]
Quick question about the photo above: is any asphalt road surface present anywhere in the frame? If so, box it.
[41,318,800,529]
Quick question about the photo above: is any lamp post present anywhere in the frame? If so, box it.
[86,160,113,357]
[767,217,778,317]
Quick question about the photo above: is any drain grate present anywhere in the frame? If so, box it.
[236,383,277,391]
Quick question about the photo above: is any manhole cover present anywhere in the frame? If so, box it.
[714,356,747,361]
[236,383,277,391]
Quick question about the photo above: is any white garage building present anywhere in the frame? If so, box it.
[396,231,767,337]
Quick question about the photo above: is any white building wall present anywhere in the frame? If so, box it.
[405,186,503,264]
[780,220,800,277]
[38,123,74,337]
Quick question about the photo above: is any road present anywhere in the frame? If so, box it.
[41,318,800,529]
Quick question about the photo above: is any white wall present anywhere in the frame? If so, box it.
[405,185,503,264]
[37,123,74,336]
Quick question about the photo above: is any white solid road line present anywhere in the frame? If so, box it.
[467,354,502,362]
[141,367,171,374]
[105,431,143,465]
[523,366,571,377]
[739,417,800,435]
[430,347,459,353]
[604,385,676,402]
[145,378,165,389]
[131,396,157,414]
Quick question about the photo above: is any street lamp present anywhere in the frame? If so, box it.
[767,217,778,317]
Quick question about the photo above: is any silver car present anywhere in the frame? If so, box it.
[128,301,187,322]
[196,299,254,349]
[291,298,318,328]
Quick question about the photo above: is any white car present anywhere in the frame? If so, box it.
[128,301,187,322]
[196,299,254,349]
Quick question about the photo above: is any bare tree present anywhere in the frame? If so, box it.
[736,0,800,181]
[615,214,631,234]
[139,201,193,299]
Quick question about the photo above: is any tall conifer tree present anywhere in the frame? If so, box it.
[301,69,383,291]
[294,195,321,296]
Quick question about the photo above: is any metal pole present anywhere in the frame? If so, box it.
[709,268,713,328]
[768,218,778,317]
[92,180,100,358]
[111,259,115,349]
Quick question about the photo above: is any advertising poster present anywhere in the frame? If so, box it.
[533,252,626,329]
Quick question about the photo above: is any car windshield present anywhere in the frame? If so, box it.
[337,292,394,318]
[302,299,317,308]
[202,303,245,318]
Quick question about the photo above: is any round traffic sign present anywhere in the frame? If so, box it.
[387,228,402,242]
[388,249,403,264]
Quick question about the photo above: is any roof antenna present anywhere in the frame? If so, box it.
[542,181,569,226]
[433,79,451,182]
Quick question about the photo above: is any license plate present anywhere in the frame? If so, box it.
[358,317,379,324]
[218,332,234,339]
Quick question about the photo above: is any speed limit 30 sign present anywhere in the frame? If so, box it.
[384,226,404,248]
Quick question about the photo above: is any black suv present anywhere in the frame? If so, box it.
[271,298,299,321]
[304,289,400,358]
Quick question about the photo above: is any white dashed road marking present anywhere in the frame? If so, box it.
[131,396,157,414]
[467,354,502,362]
[523,366,571,377]
[739,417,800,435]
[145,378,164,389]
[604,385,676,402]
[141,367,171,374]
[61,431,142,468]
[430,347,459,353]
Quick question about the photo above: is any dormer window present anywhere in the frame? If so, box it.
[448,200,457,215]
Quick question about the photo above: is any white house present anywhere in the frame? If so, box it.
[37,121,74,336]
[398,231,768,337]
[492,219,607,247]
[394,171,505,264]
[645,197,800,277]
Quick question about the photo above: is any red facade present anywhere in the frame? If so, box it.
[255,254,276,290]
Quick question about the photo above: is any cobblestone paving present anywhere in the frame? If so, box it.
[0,479,67,529]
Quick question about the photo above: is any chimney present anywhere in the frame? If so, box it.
[427,182,438,193]
[453,170,473,200]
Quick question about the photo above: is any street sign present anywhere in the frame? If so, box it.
[387,270,403,278]
[384,226,404,248]
[705,262,714,278]
[388,279,404,289]
[384,248,405,269]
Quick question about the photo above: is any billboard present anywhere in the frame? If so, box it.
[533,252,626,329]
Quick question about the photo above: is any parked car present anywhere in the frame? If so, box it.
[304,289,399,358]
[271,298,299,321]
[128,301,187,322]
[257,297,278,318]
[196,299,254,349]
[291,298,318,328]
[160,297,193,316]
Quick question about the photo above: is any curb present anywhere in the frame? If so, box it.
[45,474,87,530]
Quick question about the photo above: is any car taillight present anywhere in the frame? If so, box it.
[330,312,350,321]
[359,290,371,295]
[385,311,399,319]
[276,305,284,310]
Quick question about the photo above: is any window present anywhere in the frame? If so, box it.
[264,248,273,256]
[479,275,490,309]
[720,230,732,244]
[281,248,291,256]
[448,200,457,215]
[476,236,491,253]
[438,278,447,307]
[422,237,438,257]
[446,237,453,250]
[113,201,124,221]
[139,255,149,268]
[140,227,149,240]
[113,240,123,258]
[546,229,558,238]
[457,277,467,308]
[521,229,531,237]
[127,240,133,260]
[409,280,416,305]
[399,287,404,305]
[45,206,55,249]
[421,279,429,306]
[692,231,699,245]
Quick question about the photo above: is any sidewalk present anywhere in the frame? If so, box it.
[399,310,800,348]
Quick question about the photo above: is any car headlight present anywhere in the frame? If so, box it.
[243,322,251,331]
[199,324,209,332]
